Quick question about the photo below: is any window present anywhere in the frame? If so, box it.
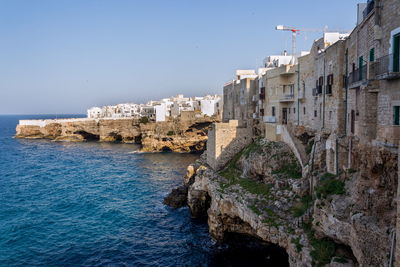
[260,108,265,116]
[314,110,317,117]
[326,74,333,95]
[329,111,332,120]
[394,106,400,125]
[293,108,296,114]
[369,48,375,62]
[303,107,306,115]
[272,106,276,116]
[288,108,291,114]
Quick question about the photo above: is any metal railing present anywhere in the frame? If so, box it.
[348,65,367,84]
[280,94,295,101]
[374,54,400,76]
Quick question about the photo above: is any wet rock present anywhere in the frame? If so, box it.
[163,185,188,208]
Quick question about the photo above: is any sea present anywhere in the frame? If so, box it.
[0,115,288,267]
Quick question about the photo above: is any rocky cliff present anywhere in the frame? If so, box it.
[16,118,216,153]
[180,137,398,266]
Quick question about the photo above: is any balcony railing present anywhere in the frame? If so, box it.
[349,65,367,85]
[374,54,400,80]
[280,94,295,102]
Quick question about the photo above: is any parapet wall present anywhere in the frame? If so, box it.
[207,120,252,170]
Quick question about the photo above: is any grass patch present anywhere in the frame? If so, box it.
[302,221,336,266]
[291,195,313,217]
[218,141,272,197]
[315,179,345,199]
[291,237,303,252]
[272,163,302,179]
[166,130,175,136]
[249,205,262,216]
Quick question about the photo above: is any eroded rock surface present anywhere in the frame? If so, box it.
[183,137,397,266]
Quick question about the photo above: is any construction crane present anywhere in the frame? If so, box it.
[275,25,350,57]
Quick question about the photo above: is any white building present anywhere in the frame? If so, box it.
[87,94,222,121]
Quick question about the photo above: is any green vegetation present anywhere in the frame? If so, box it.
[139,116,149,124]
[320,172,336,180]
[347,168,357,174]
[315,175,345,199]
[305,140,314,155]
[249,205,262,216]
[218,141,272,197]
[291,237,303,252]
[166,130,175,136]
[291,195,313,217]
[302,222,336,266]
[272,163,302,179]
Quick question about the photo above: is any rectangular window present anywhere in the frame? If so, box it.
[303,107,306,115]
[314,110,317,117]
[272,106,276,117]
[394,106,400,125]
[326,74,333,95]
[293,108,296,114]
[369,48,375,62]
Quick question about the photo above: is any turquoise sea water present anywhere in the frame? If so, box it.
[0,115,289,267]
[0,115,214,266]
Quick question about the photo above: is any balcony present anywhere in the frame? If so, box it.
[280,94,295,102]
[374,54,400,80]
[348,65,367,88]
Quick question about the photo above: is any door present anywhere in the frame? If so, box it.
[393,34,400,72]
[351,110,355,134]
[282,108,288,125]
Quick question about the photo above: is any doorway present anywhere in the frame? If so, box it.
[282,108,288,125]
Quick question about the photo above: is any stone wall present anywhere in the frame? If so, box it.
[206,120,252,170]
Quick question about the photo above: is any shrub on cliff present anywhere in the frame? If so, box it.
[315,174,345,199]
[139,117,149,124]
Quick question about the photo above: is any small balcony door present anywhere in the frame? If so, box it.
[393,33,400,72]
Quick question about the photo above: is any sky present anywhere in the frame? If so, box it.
[0,0,362,114]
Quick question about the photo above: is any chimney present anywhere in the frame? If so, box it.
[283,50,288,56]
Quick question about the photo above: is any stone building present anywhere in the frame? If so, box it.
[222,70,257,126]
[346,0,400,147]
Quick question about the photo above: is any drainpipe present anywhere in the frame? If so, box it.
[297,63,300,125]
[335,138,339,175]
[322,57,326,129]
[344,49,349,136]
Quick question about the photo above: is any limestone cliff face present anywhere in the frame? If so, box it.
[186,138,398,266]
[16,118,215,153]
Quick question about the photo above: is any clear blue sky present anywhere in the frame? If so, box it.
[0,0,362,114]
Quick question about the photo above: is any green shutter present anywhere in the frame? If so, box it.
[394,106,400,125]
[369,48,375,62]
[393,34,400,72]
[359,56,364,79]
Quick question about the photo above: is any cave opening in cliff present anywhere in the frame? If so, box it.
[209,232,289,267]
[74,131,100,141]
[161,146,173,152]
[108,132,123,142]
